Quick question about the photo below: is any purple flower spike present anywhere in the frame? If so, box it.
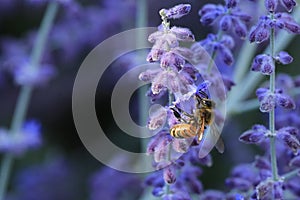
[196,80,211,98]
[163,4,191,19]
[265,0,278,12]
[276,51,293,65]
[280,0,297,12]
[163,165,176,184]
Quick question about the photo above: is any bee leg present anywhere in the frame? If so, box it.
[197,119,205,142]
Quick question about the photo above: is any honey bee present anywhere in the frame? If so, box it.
[170,90,224,154]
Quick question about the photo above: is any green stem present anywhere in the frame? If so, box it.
[207,31,223,73]
[282,169,300,180]
[269,26,278,182]
[0,3,58,200]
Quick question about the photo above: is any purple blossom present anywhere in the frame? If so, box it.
[193,33,235,66]
[289,155,300,167]
[251,54,274,75]
[199,1,251,38]
[250,11,300,43]
[0,120,42,155]
[170,27,195,42]
[265,0,278,12]
[163,165,176,184]
[161,4,191,20]
[280,0,297,12]
[276,51,293,65]
[277,127,300,154]
[239,124,268,144]
[148,106,167,130]
[256,88,295,112]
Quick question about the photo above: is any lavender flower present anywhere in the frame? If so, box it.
[0,121,42,155]
[199,1,251,38]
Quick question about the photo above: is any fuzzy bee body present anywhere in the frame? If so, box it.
[169,91,224,154]
[170,123,197,138]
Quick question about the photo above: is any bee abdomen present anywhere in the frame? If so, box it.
[170,124,196,139]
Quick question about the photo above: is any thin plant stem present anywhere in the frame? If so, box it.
[282,169,300,180]
[136,0,148,153]
[0,2,58,200]
[269,25,279,181]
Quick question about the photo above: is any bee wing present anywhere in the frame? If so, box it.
[198,123,224,158]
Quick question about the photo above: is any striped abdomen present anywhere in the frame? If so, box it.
[170,123,197,139]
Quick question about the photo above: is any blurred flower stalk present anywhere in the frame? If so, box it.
[0,2,59,199]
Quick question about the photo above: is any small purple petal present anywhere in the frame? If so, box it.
[275,93,296,110]
[152,187,164,197]
[225,0,238,8]
[276,51,293,65]
[219,45,234,66]
[249,22,270,43]
[280,0,297,12]
[265,0,278,12]
[163,165,176,184]
[256,87,269,101]
[232,17,247,39]
[219,15,232,31]
[172,138,190,153]
[260,93,276,112]
[289,155,300,167]
[277,131,300,154]
[255,179,273,200]
[170,27,195,42]
[239,125,267,144]
[163,4,191,19]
